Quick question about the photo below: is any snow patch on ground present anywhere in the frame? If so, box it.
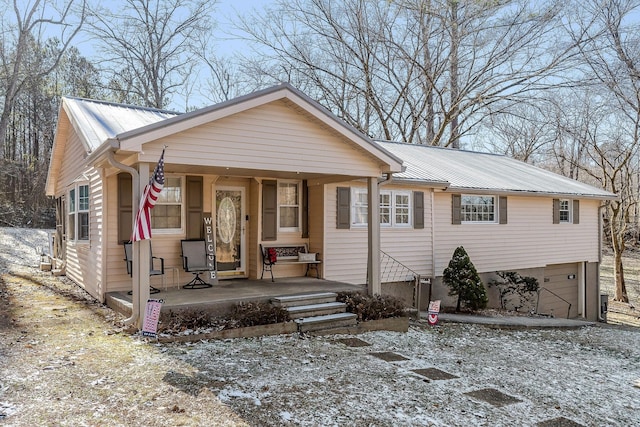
[167,326,640,426]
[0,227,52,272]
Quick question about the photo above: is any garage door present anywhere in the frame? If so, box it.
[539,263,579,318]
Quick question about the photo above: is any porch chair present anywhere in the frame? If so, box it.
[181,239,212,289]
[123,242,162,294]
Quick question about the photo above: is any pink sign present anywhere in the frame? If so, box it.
[142,299,164,338]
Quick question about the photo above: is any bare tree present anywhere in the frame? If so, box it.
[0,0,86,160]
[236,0,579,147]
[569,0,640,302]
[87,0,215,109]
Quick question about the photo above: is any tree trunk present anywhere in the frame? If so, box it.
[610,211,629,303]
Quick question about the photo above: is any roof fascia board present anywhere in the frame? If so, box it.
[440,186,617,200]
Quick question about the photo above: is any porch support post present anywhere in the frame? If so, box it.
[135,163,151,329]
[367,176,381,295]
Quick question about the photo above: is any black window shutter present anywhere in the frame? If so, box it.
[573,200,580,224]
[414,191,424,229]
[451,194,461,225]
[262,180,278,240]
[336,187,351,229]
[186,176,203,239]
[553,199,560,224]
[302,180,309,238]
[117,173,132,244]
[499,196,508,224]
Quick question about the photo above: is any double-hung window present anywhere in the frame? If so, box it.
[68,184,89,241]
[278,181,300,231]
[352,188,369,226]
[151,176,182,231]
[352,188,413,227]
[559,199,571,223]
[461,195,496,223]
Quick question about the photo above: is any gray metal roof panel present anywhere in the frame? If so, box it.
[62,97,179,151]
[377,141,615,199]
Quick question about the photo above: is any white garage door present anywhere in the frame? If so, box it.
[539,263,579,318]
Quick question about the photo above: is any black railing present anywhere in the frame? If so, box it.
[536,287,572,319]
[380,250,425,309]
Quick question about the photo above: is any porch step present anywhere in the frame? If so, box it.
[286,302,347,319]
[295,312,357,332]
[271,292,338,308]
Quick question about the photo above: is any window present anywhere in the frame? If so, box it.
[559,199,571,223]
[352,188,368,226]
[461,195,496,223]
[278,181,300,230]
[394,192,411,226]
[68,184,89,241]
[151,176,182,230]
[352,188,413,227]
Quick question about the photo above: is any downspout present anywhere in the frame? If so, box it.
[430,188,437,306]
[107,150,140,325]
[598,203,607,322]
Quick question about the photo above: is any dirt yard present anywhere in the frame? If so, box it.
[1,228,640,426]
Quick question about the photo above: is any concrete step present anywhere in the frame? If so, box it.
[295,312,357,332]
[286,302,346,319]
[271,292,338,308]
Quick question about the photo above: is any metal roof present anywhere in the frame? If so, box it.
[62,97,179,152]
[376,141,616,199]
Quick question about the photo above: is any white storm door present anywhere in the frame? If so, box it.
[215,186,246,276]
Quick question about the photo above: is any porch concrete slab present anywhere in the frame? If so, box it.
[107,277,364,316]
[427,312,595,329]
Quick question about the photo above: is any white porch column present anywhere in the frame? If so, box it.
[367,176,381,295]
[135,163,151,329]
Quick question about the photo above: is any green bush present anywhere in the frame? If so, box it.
[336,292,406,321]
[442,246,488,311]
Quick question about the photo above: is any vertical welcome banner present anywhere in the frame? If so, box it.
[142,299,164,338]
[203,213,218,284]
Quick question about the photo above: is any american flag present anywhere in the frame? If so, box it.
[131,149,165,242]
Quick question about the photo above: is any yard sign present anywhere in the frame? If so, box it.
[142,299,164,338]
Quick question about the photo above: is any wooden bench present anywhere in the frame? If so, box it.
[260,243,321,282]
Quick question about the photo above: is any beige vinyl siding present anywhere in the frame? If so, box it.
[104,174,185,292]
[249,179,260,278]
[539,263,579,318]
[434,194,600,275]
[53,131,88,197]
[143,101,385,177]
[323,183,434,284]
[308,184,325,277]
[65,170,104,300]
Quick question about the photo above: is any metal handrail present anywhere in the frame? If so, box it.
[536,287,572,319]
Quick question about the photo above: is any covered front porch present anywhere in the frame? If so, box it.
[106,277,365,317]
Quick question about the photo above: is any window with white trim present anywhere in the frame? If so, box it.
[278,181,300,231]
[352,188,369,226]
[559,199,571,223]
[68,184,89,241]
[352,188,413,227]
[461,195,496,223]
[151,176,182,230]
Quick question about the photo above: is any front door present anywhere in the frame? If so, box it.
[215,186,246,277]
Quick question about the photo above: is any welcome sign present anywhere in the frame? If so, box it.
[203,213,218,283]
